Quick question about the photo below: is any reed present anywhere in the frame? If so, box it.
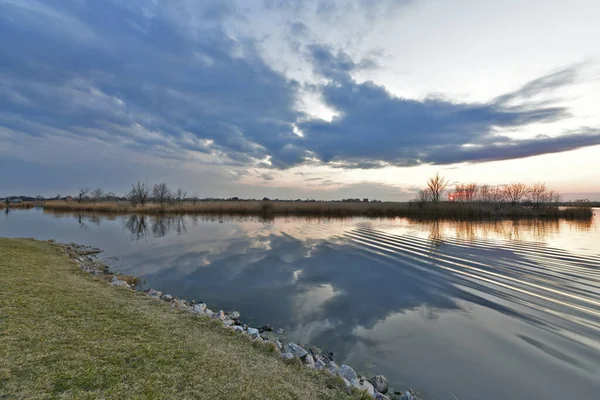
[41,200,593,220]
[0,201,37,210]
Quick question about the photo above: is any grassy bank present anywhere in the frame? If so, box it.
[0,201,37,210]
[0,238,354,399]
[41,199,594,219]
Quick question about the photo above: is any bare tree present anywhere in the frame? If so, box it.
[152,183,172,206]
[464,183,478,202]
[547,190,561,203]
[175,188,187,205]
[91,188,104,203]
[504,183,529,206]
[489,186,505,203]
[478,185,490,202]
[426,173,449,203]
[413,189,431,207]
[191,194,199,205]
[78,187,90,203]
[128,181,150,206]
[528,183,547,205]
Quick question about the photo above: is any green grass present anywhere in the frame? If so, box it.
[0,238,356,399]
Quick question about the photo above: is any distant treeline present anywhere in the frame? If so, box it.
[2,177,597,220]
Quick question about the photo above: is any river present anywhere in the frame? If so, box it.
[1,208,599,399]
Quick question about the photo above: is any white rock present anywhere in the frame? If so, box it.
[233,326,244,333]
[111,279,129,287]
[222,318,234,326]
[229,311,240,320]
[358,380,375,397]
[273,340,284,352]
[247,328,260,338]
[204,308,213,315]
[160,294,173,301]
[285,343,308,359]
[327,361,339,374]
[400,392,414,400]
[342,378,351,388]
[338,365,357,382]
[314,358,326,370]
[281,352,294,360]
[303,354,316,369]
[213,310,225,320]
[193,303,207,313]
[276,328,284,335]
[369,375,389,394]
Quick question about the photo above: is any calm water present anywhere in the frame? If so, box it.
[1,208,600,400]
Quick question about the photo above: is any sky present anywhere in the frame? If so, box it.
[1,0,599,200]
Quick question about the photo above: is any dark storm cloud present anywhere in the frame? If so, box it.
[0,0,598,175]
[297,46,598,167]
[0,0,305,166]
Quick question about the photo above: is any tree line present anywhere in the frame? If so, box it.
[75,182,198,206]
[416,173,561,206]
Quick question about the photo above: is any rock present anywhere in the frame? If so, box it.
[204,308,213,316]
[303,354,316,368]
[156,291,163,297]
[212,310,225,320]
[358,380,375,397]
[281,352,294,360]
[285,343,308,359]
[259,331,278,343]
[247,328,260,338]
[338,365,357,382]
[276,328,284,335]
[309,345,322,356]
[400,392,414,400]
[193,303,207,313]
[228,311,240,320]
[326,352,334,361]
[233,326,244,333]
[342,378,352,388]
[145,289,158,296]
[369,375,389,394]
[327,361,339,374]
[314,357,326,370]
[110,277,129,287]
[160,294,173,301]
[375,393,390,400]
[259,324,273,332]
[275,340,284,352]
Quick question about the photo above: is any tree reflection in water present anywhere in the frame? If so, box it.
[125,215,187,240]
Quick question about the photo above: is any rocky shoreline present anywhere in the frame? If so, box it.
[64,242,422,400]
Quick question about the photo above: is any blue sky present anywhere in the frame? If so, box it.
[1,0,599,200]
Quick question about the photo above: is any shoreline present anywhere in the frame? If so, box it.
[34,200,596,220]
[65,241,421,400]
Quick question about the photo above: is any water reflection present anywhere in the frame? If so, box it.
[2,209,599,400]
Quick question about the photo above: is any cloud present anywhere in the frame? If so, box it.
[0,0,304,167]
[0,0,598,182]
[296,46,598,168]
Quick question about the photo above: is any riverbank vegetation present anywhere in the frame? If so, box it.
[0,238,356,399]
[6,177,595,219]
[40,198,593,219]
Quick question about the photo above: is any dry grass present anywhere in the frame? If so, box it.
[41,199,593,220]
[0,201,37,210]
[407,202,594,219]
[0,238,357,400]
